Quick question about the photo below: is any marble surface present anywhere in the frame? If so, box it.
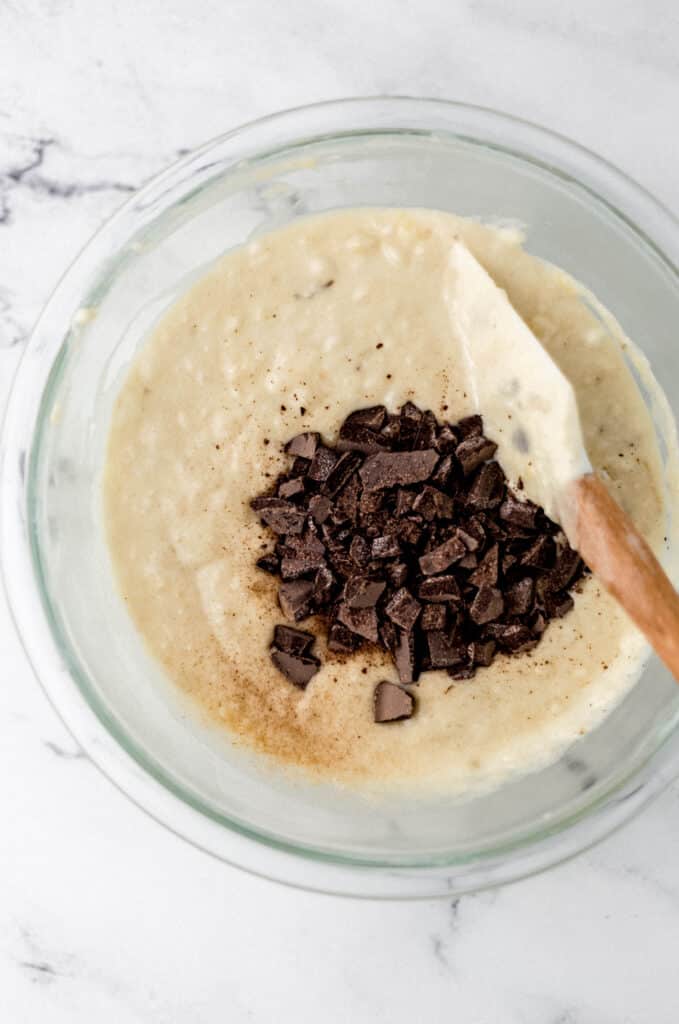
[2,1,679,1020]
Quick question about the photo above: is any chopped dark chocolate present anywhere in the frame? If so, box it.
[344,405,387,432]
[418,575,461,603]
[394,628,418,683]
[337,603,379,643]
[312,564,335,605]
[308,445,337,482]
[349,534,370,567]
[273,624,315,656]
[468,543,499,587]
[278,579,314,621]
[468,639,496,667]
[466,461,504,509]
[309,494,332,524]
[385,587,422,631]
[387,562,409,588]
[499,494,539,530]
[252,402,587,702]
[427,631,466,668]
[469,584,504,625]
[359,449,438,491]
[256,553,279,574]
[456,434,498,475]
[412,485,454,521]
[323,451,363,496]
[270,648,320,687]
[285,432,320,459]
[251,497,307,535]
[278,477,305,499]
[421,604,447,631]
[419,535,466,575]
[345,575,386,609]
[374,681,414,723]
[328,622,363,653]
[371,534,401,559]
[506,577,534,616]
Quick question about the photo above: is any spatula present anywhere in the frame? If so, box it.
[445,242,679,680]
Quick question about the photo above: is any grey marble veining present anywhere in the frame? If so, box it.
[2,1,679,1021]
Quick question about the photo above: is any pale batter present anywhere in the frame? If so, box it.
[104,208,669,791]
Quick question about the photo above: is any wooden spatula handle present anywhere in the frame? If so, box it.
[571,473,679,681]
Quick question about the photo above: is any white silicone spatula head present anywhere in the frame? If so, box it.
[445,242,679,684]
[445,241,591,527]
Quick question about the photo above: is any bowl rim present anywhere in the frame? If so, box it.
[4,95,679,898]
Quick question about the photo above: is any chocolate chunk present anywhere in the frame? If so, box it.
[458,551,478,570]
[273,625,315,656]
[521,535,555,569]
[435,424,459,454]
[419,535,466,575]
[256,553,279,574]
[397,518,423,547]
[345,575,386,608]
[312,564,335,606]
[412,485,454,521]
[413,410,438,450]
[427,631,466,668]
[323,451,363,496]
[360,490,384,515]
[343,405,387,432]
[548,546,582,591]
[417,575,461,603]
[335,474,360,522]
[285,432,320,459]
[506,577,534,616]
[394,629,418,683]
[466,462,504,509]
[270,648,320,687]
[469,584,504,624]
[278,477,305,499]
[308,445,337,482]
[545,592,574,619]
[278,580,314,621]
[337,422,388,454]
[387,562,408,588]
[492,623,536,652]
[371,534,401,559]
[380,620,398,650]
[457,414,483,438]
[468,639,495,667]
[328,621,363,653]
[421,604,447,631]
[309,494,332,524]
[468,543,499,587]
[337,603,379,643]
[280,532,327,578]
[395,489,416,516]
[385,587,421,631]
[456,434,498,475]
[349,534,370,567]
[251,497,307,535]
[374,681,414,723]
[380,413,401,445]
[399,401,423,449]
[447,664,475,680]
[431,454,455,489]
[499,495,540,530]
[360,450,438,491]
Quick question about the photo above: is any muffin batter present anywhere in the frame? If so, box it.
[104,208,668,791]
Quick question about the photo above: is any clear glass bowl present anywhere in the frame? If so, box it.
[4,97,679,899]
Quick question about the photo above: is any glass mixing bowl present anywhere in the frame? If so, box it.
[4,98,679,899]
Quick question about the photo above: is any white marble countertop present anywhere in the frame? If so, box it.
[2,1,679,1020]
